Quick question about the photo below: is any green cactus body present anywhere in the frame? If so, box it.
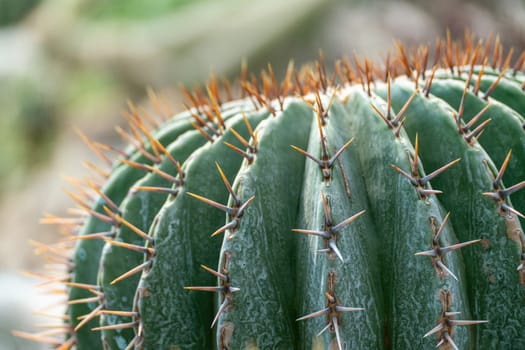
[97,129,207,349]
[17,36,525,350]
[381,81,525,348]
[135,109,269,349]
[68,114,198,349]
[97,102,252,349]
[344,89,471,348]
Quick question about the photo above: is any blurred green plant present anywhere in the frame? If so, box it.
[0,0,41,26]
[0,78,57,192]
[83,0,198,20]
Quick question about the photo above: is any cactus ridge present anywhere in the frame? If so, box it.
[14,34,525,349]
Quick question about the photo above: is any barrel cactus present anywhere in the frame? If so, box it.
[15,35,525,349]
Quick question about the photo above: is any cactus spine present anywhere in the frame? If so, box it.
[15,35,525,349]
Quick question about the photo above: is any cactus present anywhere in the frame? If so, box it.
[15,35,525,349]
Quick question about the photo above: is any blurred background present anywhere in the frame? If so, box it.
[1,0,524,348]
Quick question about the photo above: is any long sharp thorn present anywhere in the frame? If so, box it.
[224,141,253,162]
[423,323,444,338]
[206,86,225,134]
[243,113,255,141]
[421,158,461,184]
[450,319,488,326]
[503,180,525,197]
[483,68,508,100]
[191,122,214,142]
[184,286,224,292]
[132,186,179,196]
[290,145,323,166]
[413,134,420,175]
[316,323,331,336]
[444,332,459,350]
[436,339,445,348]
[387,74,392,118]
[444,311,461,317]
[96,310,138,318]
[419,189,443,197]
[370,103,390,126]
[501,203,525,219]
[88,182,119,213]
[92,321,137,332]
[200,264,227,281]
[332,210,366,233]
[329,240,344,263]
[391,164,417,186]
[440,239,481,254]
[328,138,354,167]
[463,103,491,130]
[393,90,418,124]
[186,192,234,215]
[415,249,436,257]
[335,306,366,312]
[517,262,524,271]
[70,231,115,241]
[74,304,104,331]
[111,260,153,285]
[229,127,250,148]
[436,259,458,280]
[457,72,471,122]
[68,297,100,305]
[125,337,137,350]
[238,196,255,215]
[424,66,438,97]
[316,112,328,158]
[292,229,331,239]
[435,212,451,241]
[465,118,491,142]
[482,191,499,199]
[211,298,230,328]
[496,150,513,185]
[211,220,238,237]
[105,239,153,255]
[215,162,237,202]
[116,215,153,242]
[65,282,99,291]
[296,307,330,321]
[333,316,343,350]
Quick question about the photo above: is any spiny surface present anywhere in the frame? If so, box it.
[15,33,525,350]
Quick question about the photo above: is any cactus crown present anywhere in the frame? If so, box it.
[15,33,525,349]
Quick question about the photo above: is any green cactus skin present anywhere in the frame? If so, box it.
[97,103,253,349]
[68,114,197,350]
[136,109,269,349]
[16,36,525,350]
[382,81,525,349]
[345,89,471,349]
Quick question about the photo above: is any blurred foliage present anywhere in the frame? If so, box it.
[83,0,198,20]
[0,0,41,26]
[0,77,57,192]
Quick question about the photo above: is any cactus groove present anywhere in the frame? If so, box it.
[15,34,525,349]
